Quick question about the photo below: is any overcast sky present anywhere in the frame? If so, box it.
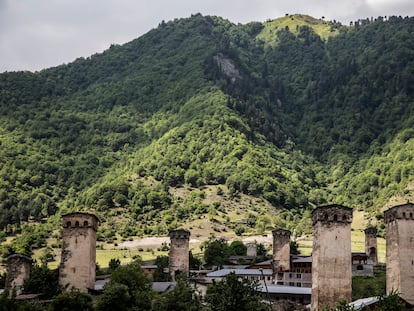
[1,0,413,73]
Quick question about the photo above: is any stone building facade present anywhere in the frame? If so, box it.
[272,228,291,272]
[59,212,98,292]
[168,229,190,280]
[364,227,378,266]
[384,203,414,304]
[311,204,353,311]
[246,243,257,257]
[6,254,32,290]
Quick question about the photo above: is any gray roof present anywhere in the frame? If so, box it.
[206,268,273,277]
[349,297,380,310]
[94,279,110,291]
[292,256,312,263]
[259,284,311,295]
[152,282,176,292]
[94,279,177,293]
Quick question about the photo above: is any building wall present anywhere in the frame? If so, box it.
[311,205,352,311]
[272,229,291,272]
[384,203,414,304]
[6,254,31,290]
[59,212,98,292]
[169,229,190,280]
[364,227,378,265]
[275,272,312,288]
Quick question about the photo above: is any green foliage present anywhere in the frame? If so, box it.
[203,238,231,267]
[0,289,46,311]
[376,290,408,311]
[108,258,121,272]
[229,240,247,256]
[97,260,153,310]
[0,14,414,242]
[151,276,202,311]
[23,264,60,299]
[352,269,385,300]
[48,290,94,311]
[205,272,268,311]
[153,255,170,282]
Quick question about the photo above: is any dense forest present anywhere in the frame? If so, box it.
[0,14,413,255]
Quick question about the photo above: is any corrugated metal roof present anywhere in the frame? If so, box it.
[259,284,311,295]
[206,268,273,277]
[349,296,380,310]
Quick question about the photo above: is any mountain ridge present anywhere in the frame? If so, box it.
[0,14,413,255]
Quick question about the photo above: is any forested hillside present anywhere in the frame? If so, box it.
[0,14,413,255]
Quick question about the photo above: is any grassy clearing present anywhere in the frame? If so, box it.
[257,14,342,45]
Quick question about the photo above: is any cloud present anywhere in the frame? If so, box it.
[0,0,413,72]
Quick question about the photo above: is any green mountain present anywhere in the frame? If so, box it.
[0,14,413,250]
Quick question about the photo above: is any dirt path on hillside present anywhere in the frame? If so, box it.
[119,234,273,249]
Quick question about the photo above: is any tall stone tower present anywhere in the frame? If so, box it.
[169,229,190,280]
[6,254,31,290]
[384,203,414,304]
[272,229,291,272]
[311,204,353,311]
[364,227,378,265]
[59,212,98,292]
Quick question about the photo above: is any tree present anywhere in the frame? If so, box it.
[96,283,131,311]
[151,276,203,311]
[205,272,267,311]
[108,258,121,272]
[96,260,153,311]
[23,263,60,299]
[203,238,231,267]
[153,255,170,282]
[229,240,247,256]
[49,290,94,311]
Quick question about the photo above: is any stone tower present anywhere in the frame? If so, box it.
[246,243,257,257]
[59,212,98,292]
[384,203,414,304]
[364,227,378,265]
[311,204,353,311]
[169,229,190,280]
[272,229,291,272]
[6,254,31,290]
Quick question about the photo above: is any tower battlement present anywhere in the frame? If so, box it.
[312,204,353,225]
[169,229,190,240]
[384,203,414,224]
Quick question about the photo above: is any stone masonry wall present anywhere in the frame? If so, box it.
[311,204,352,311]
[169,229,190,280]
[59,213,98,292]
[385,203,414,304]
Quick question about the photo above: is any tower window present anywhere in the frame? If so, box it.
[333,215,338,221]
[66,221,71,228]
[84,220,89,227]
[75,221,80,227]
